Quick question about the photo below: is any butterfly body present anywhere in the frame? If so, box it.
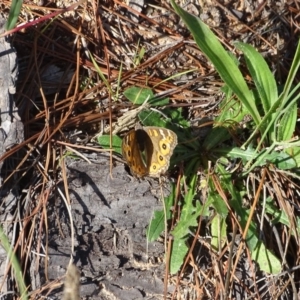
[122,126,177,177]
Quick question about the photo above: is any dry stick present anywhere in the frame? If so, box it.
[23,21,83,146]
[230,168,267,285]
[42,190,50,281]
[171,213,204,300]
[0,0,88,38]
[27,40,184,123]
[224,221,237,298]
[95,6,113,178]
[210,173,246,295]
[265,169,298,296]
[60,155,75,255]
[169,168,205,300]
[33,30,50,143]
[164,236,172,300]
[158,177,170,300]
[0,187,51,295]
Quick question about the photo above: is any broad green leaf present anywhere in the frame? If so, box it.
[171,176,197,239]
[147,185,175,241]
[235,42,278,113]
[138,109,174,128]
[210,194,229,218]
[164,107,190,128]
[97,135,122,154]
[146,210,165,242]
[276,101,297,141]
[211,215,227,250]
[286,146,300,168]
[213,146,297,170]
[171,209,199,239]
[123,86,169,106]
[123,87,153,104]
[148,97,170,106]
[203,127,230,151]
[170,237,189,274]
[252,241,281,274]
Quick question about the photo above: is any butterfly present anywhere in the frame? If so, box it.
[122,126,177,177]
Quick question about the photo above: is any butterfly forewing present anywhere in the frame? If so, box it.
[136,129,153,170]
[122,129,148,177]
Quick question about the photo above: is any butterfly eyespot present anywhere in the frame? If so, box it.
[159,141,170,155]
[149,163,157,172]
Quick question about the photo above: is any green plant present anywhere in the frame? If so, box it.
[171,1,300,171]
[5,0,23,31]
[99,17,300,274]
[98,86,196,156]
[156,0,300,276]
[0,224,28,299]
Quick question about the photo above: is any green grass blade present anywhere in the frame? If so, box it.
[5,0,23,30]
[243,41,300,151]
[170,0,261,126]
[279,39,300,108]
[234,42,278,113]
[0,224,28,299]
[213,146,296,170]
[276,101,297,141]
